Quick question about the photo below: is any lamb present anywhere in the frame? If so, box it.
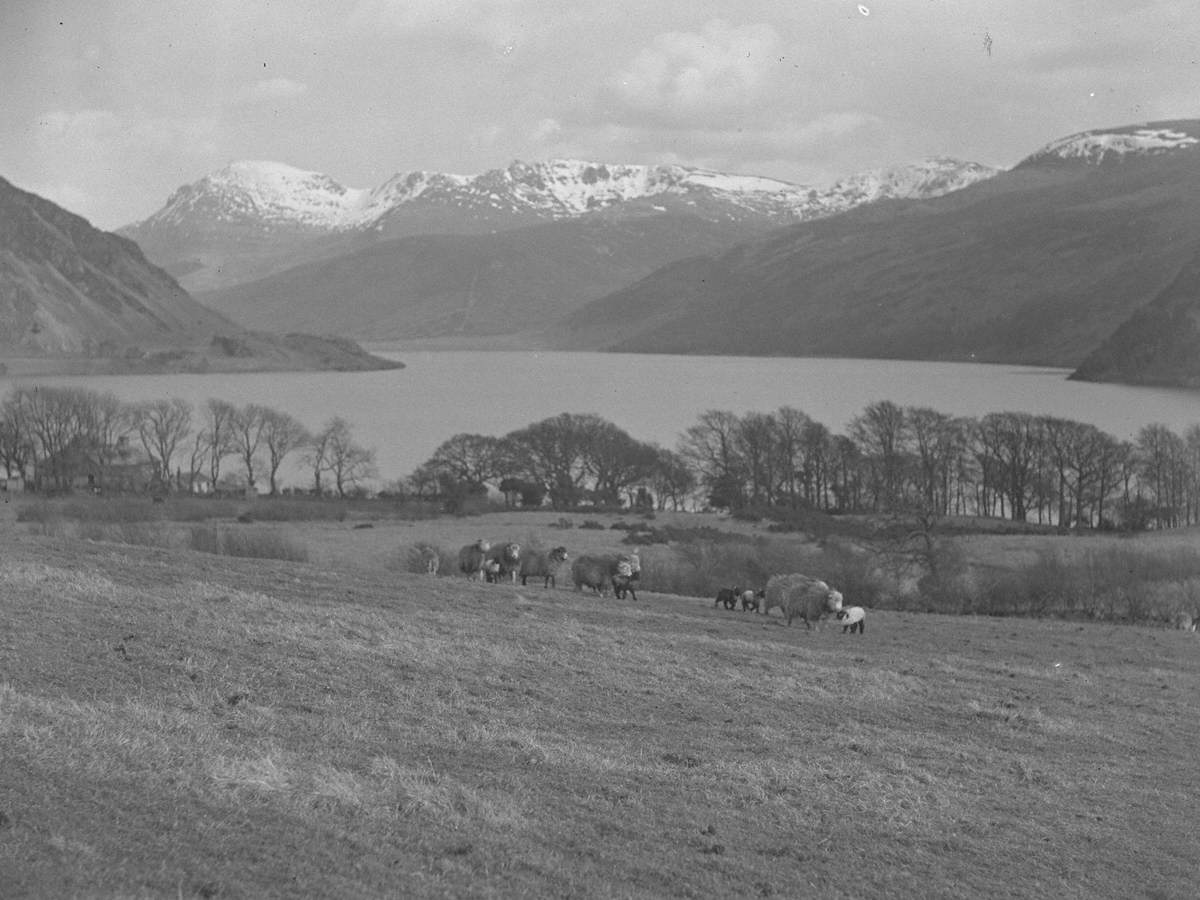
[483,559,503,584]
[1173,611,1197,632]
[519,546,570,588]
[762,573,844,629]
[485,542,522,584]
[740,589,764,613]
[714,587,740,610]
[457,539,491,580]
[836,606,866,634]
[612,554,640,601]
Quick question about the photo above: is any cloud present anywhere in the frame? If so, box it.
[608,20,781,124]
[238,77,309,103]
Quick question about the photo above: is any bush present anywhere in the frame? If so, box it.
[400,542,454,575]
[579,520,607,530]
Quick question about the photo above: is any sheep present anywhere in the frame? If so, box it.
[571,553,640,599]
[485,542,522,584]
[458,539,491,580]
[1173,611,1197,632]
[519,546,570,588]
[714,587,740,610]
[762,573,844,629]
[483,559,503,584]
[572,554,615,596]
[836,606,866,634]
[740,589,764,613]
[612,555,640,601]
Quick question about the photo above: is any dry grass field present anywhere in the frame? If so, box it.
[2,499,1200,898]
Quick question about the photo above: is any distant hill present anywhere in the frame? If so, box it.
[553,120,1200,387]
[0,176,399,375]
[194,213,779,340]
[120,157,996,294]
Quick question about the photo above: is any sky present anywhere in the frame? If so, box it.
[3,0,1197,231]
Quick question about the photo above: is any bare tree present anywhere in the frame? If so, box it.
[229,404,270,491]
[308,418,375,498]
[132,398,193,489]
[259,408,309,495]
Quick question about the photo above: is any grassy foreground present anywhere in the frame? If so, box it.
[2,529,1199,899]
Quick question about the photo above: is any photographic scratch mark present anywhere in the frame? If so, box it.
[858,4,870,15]
[984,30,993,57]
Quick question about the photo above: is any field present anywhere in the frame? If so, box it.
[2,499,1200,898]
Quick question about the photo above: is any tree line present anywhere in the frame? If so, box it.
[0,386,375,497]
[4,386,1196,531]
[403,403,1200,531]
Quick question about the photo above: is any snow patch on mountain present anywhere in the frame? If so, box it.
[127,155,997,236]
[1020,122,1200,167]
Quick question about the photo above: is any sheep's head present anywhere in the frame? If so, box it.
[504,543,521,561]
[475,539,491,551]
[826,589,844,613]
[550,546,568,562]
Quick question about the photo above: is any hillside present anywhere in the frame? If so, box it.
[0,176,400,375]
[196,213,775,340]
[1071,243,1200,387]
[554,120,1200,382]
[2,504,1199,898]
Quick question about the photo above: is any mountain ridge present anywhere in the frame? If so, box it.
[119,156,998,293]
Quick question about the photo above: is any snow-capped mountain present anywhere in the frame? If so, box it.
[120,156,997,292]
[1016,120,1200,168]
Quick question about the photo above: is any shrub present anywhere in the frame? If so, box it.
[400,542,454,575]
[580,520,607,530]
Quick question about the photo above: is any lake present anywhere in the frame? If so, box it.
[6,349,1199,487]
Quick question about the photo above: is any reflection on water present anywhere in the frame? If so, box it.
[5,350,1198,485]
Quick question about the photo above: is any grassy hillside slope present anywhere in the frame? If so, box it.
[2,511,1199,898]
[555,151,1200,372]
[196,213,769,341]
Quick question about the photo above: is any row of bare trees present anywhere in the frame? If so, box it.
[404,403,1200,530]
[0,387,375,497]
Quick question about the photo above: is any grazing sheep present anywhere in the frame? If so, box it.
[762,574,844,629]
[1174,611,1197,632]
[420,545,440,575]
[485,542,522,584]
[519,546,570,588]
[740,589,764,613]
[458,539,491,580]
[836,606,866,634]
[714,587,740,610]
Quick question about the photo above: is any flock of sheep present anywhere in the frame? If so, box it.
[422,539,867,632]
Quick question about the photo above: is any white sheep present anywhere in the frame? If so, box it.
[836,606,866,634]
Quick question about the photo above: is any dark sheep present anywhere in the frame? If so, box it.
[572,553,640,600]
[571,554,614,596]
[762,573,844,629]
[519,546,570,588]
[714,587,740,610]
